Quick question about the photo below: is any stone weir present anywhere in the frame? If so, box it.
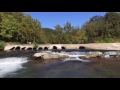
[4,43,120,51]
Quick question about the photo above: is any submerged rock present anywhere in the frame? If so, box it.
[30,52,69,60]
[80,54,104,59]
[79,52,120,59]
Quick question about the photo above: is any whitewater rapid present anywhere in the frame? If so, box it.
[60,51,90,62]
[62,54,89,63]
[0,51,89,78]
[0,57,28,78]
[42,51,91,62]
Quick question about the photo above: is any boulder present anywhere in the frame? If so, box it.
[33,52,48,57]
[30,52,69,60]
[80,54,104,59]
[42,54,59,59]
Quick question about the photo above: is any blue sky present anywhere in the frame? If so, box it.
[26,12,106,29]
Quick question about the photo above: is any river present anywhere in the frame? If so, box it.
[0,50,120,78]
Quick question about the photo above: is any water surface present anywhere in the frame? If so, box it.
[0,50,120,78]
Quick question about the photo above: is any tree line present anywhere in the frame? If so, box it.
[0,12,46,44]
[0,12,120,44]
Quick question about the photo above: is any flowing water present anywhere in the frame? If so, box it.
[0,50,120,78]
[0,57,27,78]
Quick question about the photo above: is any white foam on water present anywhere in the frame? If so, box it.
[68,51,87,55]
[62,57,89,63]
[0,57,28,78]
[62,52,89,62]
[104,55,110,58]
[69,55,85,57]
[45,51,89,63]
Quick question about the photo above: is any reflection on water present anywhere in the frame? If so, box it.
[0,50,120,78]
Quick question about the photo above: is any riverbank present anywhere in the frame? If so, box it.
[4,43,120,51]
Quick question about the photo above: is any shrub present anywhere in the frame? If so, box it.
[0,41,6,51]
[33,42,38,49]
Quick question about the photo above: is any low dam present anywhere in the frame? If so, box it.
[1,43,120,78]
[4,43,120,51]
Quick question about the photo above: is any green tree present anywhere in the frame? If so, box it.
[0,13,20,42]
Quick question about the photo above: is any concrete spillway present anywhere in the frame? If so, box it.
[4,43,120,51]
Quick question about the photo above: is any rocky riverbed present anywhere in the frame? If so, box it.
[29,50,120,62]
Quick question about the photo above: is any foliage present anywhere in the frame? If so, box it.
[0,12,47,44]
[0,41,6,50]
[0,12,120,44]
[82,12,120,43]
[33,42,38,49]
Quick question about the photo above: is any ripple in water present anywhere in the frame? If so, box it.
[0,57,28,78]
[62,54,89,63]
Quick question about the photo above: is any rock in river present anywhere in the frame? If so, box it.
[80,53,104,59]
[30,52,69,60]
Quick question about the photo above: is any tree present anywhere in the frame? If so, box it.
[63,22,73,33]
[54,25,64,43]
[0,13,20,42]
[105,12,120,37]
[90,15,104,22]
[0,12,46,44]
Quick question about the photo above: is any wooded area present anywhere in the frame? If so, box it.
[0,12,120,44]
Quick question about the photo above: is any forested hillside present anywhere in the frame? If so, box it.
[0,12,120,44]
[0,12,46,44]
